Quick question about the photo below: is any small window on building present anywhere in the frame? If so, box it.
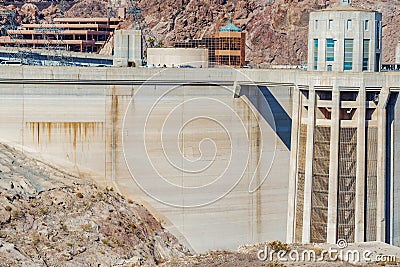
[315,20,318,30]
[376,21,382,50]
[365,20,369,31]
[347,20,352,30]
[328,19,333,30]
[327,65,332,71]
[313,39,318,70]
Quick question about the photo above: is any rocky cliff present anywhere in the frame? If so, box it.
[1,0,400,65]
[136,0,400,65]
[0,143,188,266]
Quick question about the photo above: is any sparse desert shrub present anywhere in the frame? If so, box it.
[146,241,154,248]
[106,186,114,192]
[59,222,68,231]
[39,207,49,215]
[102,238,112,247]
[76,192,84,198]
[11,210,21,218]
[4,206,11,212]
[268,240,291,252]
[268,260,285,267]
[81,224,92,232]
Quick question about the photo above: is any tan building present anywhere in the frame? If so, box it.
[215,16,246,67]
[174,14,246,68]
[0,17,122,53]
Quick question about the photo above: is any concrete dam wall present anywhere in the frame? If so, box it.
[3,66,400,251]
[0,66,293,252]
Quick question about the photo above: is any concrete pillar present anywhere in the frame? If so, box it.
[113,30,142,67]
[327,86,340,244]
[377,89,389,242]
[302,86,315,243]
[355,86,366,242]
[287,86,301,243]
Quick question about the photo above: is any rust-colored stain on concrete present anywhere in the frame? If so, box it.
[25,122,104,147]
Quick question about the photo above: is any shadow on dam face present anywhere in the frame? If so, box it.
[242,86,292,150]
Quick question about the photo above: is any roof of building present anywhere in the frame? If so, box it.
[219,14,242,33]
[53,17,122,23]
[316,5,376,12]
[20,23,114,30]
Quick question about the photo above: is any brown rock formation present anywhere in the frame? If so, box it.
[0,143,189,266]
[135,0,400,65]
[1,0,400,65]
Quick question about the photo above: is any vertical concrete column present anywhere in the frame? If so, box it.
[287,85,301,243]
[327,86,340,244]
[355,86,366,242]
[377,89,389,242]
[318,39,325,71]
[302,86,316,243]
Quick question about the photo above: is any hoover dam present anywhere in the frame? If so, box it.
[0,66,400,252]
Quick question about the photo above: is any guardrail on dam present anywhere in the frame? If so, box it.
[1,66,400,252]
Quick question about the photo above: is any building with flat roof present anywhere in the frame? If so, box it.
[307,1,382,72]
[147,47,208,68]
[53,17,121,29]
[0,17,122,53]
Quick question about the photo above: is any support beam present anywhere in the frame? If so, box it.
[327,86,340,244]
[355,86,366,242]
[287,85,301,243]
[302,87,315,243]
[377,89,389,242]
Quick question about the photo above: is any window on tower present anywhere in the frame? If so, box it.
[326,39,334,62]
[346,20,352,30]
[363,39,370,71]
[313,39,318,70]
[344,39,354,70]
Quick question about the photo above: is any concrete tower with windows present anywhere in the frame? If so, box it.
[288,2,388,245]
[307,1,382,72]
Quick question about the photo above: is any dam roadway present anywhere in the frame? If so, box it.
[1,66,400,252]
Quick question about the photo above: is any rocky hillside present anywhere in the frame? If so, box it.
[0,143,188,266]
[136,0,400,65]
[1,0,400,65]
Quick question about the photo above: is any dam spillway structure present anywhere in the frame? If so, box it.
[286,1,387,244]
